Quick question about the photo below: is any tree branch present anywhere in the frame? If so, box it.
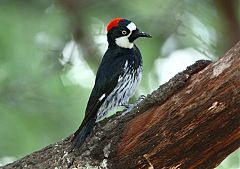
[58,0,102,72]
[3,42,240,169]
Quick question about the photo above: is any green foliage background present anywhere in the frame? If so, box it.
[0,0,239,168]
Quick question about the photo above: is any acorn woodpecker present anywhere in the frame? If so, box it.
[71,18,151,149]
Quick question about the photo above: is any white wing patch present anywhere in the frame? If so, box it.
[99,94,106,101]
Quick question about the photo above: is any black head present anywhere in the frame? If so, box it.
[107,18,151,49]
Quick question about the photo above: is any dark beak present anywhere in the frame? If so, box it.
[129,29,152,42]
[137,31,152,38]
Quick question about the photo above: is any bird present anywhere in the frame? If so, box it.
[71,18,151,149]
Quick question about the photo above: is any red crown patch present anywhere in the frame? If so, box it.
[107,18,124,32]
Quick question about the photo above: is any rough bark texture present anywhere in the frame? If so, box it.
[2,42,240,169]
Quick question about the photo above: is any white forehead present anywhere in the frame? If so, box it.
[127,22,136,31]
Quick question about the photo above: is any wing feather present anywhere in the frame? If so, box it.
[71,51,126,147]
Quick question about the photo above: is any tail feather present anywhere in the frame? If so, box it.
[71,118,95,150]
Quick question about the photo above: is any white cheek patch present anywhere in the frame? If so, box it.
[115,22,136,49]
[127,22,137,31]
[115,36,134,49]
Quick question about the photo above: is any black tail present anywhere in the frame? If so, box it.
[71,118,95,150]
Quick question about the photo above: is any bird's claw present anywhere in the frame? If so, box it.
[137,95,146,103]
[121,95,145,116]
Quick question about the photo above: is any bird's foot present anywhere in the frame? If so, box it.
[121,95,145,116]
[136,95,146,102]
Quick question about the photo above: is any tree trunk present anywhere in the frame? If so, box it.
[2,41,240,169]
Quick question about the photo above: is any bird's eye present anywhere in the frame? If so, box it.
[122,30,127,35]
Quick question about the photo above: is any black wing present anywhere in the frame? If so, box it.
[71,49,126,148]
